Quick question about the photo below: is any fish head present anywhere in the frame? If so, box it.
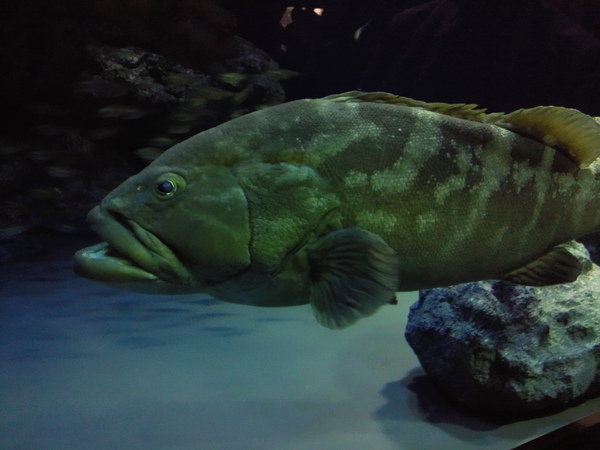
[74,163,251,294]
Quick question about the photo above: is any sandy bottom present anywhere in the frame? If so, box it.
[2,240,599,449]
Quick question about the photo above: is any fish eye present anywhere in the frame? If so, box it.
[153,173,186,199]
[156,180,175,195]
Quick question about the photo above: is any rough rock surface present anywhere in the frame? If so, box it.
[405,241,600,417]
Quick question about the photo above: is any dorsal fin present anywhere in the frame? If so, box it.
[325,91,600,168]
[324,91,503,122]
[499,107,600,168]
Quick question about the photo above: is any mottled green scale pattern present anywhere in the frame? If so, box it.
[74,91,600,327]
[140,96,600,292]
[298,100,600,290]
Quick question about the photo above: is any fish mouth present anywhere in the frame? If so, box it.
[74,206,190,290]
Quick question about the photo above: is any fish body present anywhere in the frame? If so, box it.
[74,92,600,328]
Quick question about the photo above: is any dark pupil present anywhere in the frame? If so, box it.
[156,180,175,195]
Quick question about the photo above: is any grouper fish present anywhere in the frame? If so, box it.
[73,92,600,329]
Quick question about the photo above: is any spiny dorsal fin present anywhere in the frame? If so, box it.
[324,91,503,122]
[325,91,600,168]
[502,245,582,286]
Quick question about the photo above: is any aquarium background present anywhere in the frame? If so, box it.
[2,1,600,448]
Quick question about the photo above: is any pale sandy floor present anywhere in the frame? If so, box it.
[1,241,599,450]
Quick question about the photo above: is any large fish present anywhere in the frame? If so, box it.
[74,92,600,329]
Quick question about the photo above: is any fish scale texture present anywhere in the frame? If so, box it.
[405,241,600,418]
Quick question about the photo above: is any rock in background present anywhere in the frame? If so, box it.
[0,0,286,262]
[405,241,600,418]
[357,0,600,114]
[223,0,600,114]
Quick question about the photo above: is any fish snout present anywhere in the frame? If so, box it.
[85,206,191,285]
[86,205,106,234]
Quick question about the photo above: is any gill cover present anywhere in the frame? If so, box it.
[150,166,251,283]
[102,164,252,286]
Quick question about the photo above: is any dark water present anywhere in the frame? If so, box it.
[2,241,600,449]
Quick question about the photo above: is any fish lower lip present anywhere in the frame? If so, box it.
[74,242,159,282]
[83,206,189,283]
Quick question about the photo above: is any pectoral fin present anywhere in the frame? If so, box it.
[307,228,400,329]
[503,246,583,286]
